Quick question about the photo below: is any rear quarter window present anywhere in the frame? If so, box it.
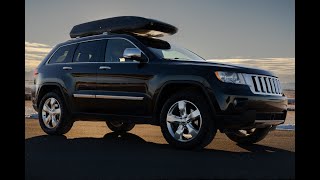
[48,44,77,64]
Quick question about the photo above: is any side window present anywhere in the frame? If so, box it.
[105,39,138,62]
[73,40,106,63]
[48,44,76,64]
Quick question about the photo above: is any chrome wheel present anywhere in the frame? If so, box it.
[41,97,61,129]
[166,100,202,142]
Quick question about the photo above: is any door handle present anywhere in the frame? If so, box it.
[99,66,111,70]
[62,67,72,70]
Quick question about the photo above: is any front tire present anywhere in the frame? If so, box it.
[225,127,271,144]
[106,121,135,132]
[38,91,74,135]
[160,90,217,149]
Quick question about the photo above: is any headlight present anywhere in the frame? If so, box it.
[215,71,246,84]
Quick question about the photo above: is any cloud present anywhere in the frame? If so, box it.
[25,60,44,69]
[25,53,46,60]
[25,46,52,53]
[25,41,52,71]
[207,58,295,90]
[25,42,51,48]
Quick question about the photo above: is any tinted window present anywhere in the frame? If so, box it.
[73,40,106,63]
[105,39,137,62]
[48,44,76,64]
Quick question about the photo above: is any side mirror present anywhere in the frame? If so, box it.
[123,48,147,63]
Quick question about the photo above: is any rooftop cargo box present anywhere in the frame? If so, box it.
[70,16,178,38]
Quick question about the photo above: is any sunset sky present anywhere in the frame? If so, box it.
[25,0,294,89]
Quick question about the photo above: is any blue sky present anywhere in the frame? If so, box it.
[25,0,295,89]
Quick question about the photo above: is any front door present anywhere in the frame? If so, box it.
[95,38,152,116]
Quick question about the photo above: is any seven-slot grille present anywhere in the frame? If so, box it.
[243,74,282,96]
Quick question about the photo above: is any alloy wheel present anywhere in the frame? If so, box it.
[166,100,202,142]
[41,97,61,129]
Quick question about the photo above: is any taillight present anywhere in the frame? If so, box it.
[33,68,38,78]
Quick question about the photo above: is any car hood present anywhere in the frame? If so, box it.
[167,60,276,77]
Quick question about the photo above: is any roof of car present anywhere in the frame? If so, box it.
[58,33,137,46]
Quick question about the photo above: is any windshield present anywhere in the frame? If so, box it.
[149,45,205,61]
[136,36,205,61]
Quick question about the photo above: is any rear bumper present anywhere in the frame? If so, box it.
[31,85,39,112]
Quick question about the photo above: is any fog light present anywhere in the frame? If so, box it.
[233,99,237,106]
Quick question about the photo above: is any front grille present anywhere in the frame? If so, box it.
[244,74,282,96]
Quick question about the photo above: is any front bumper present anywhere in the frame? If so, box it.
[216,109,287,130]
[205,76,288,130]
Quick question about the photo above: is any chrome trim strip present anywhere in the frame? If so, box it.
[73,94,95,98]
[254,76,261,92]
[260,77,267,92]
[255,120,284,125]
[96,95,143,100]
[276,79,281,93]
[45,37,149,65]
[266,77,271,93]
[273,79,278,93]
[73,94,143,100]
[270,78,275,93]
[277,79,282,93]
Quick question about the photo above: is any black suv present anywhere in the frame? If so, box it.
[32,17,287,149]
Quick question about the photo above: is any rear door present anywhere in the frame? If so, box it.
[41,44,78,110]
[68,40,107,113]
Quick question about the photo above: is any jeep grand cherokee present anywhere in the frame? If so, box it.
[31,16,287,149]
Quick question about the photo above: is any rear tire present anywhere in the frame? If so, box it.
[225,127,271,144]
[38,91,74,135]
[106,121,135,132]
[160,90,216,149]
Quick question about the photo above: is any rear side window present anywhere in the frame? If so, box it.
[48,44,76,64]
[73,40,106,63]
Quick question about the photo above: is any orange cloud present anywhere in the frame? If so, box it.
[25,41,52,71]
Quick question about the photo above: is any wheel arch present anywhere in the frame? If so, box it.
[152,80,217,125]
[36,82,71,112]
